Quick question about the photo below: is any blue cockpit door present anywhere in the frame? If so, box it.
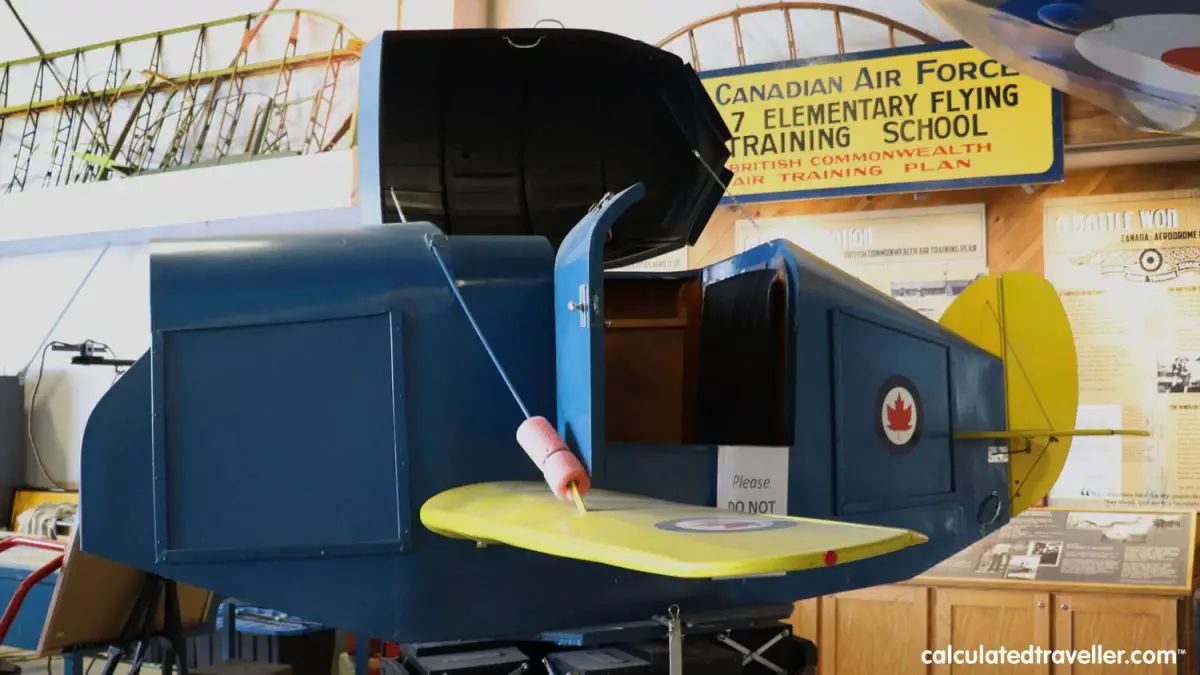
[554,183,646,475]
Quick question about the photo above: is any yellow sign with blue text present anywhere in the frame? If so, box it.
[699,41,1063,203]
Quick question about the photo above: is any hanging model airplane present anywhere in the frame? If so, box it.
[75,28,1145,644]
[922,0,1200,134]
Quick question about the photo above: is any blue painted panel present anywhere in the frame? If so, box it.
[0,570,56,650]
[79,225,1014,644]
[603,443,717,506]
[554,183,646,474]
[832,311,954,513]
[155,312,406,563]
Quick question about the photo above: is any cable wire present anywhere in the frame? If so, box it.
[20,245,109,376]
[28,342,68,488]
[426,239,531,419]
[28,339,125,489]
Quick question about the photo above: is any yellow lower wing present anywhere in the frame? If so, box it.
[421,482,928,579]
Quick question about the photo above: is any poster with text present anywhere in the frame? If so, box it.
[922,508,1195,591]
[610,247,688,273]
[734,204,988,321]
[699,41,1062,202]
[1043,189,1200,509]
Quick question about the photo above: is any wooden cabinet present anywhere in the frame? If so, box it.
[790,585,1191,675]
[932,588,1051,675]
[1053,594,1181,675]
[814,585,929,675]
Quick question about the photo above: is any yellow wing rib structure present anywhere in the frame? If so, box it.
[939,271,1147,515]
[421,482,928,579]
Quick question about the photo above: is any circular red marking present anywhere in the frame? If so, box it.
[823,550,838,566]
[1162,47,1200,75]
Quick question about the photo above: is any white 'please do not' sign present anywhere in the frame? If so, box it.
[716,446,789,516]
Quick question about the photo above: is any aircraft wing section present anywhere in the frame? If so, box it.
[420,482,928,578]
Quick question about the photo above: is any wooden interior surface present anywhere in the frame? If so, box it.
[691,160,1200,274]
[36,530,213,656]
[604,277,702,444]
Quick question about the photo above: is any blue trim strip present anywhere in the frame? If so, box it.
[389,310,412,552]
[161,541,408,564]
[152,329,169,563]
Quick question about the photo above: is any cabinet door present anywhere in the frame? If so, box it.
[1053,594,1180,675]
[933,588,1051,675]
[819,585,931,675]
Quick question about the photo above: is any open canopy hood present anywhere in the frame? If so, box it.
[356,28,733,267]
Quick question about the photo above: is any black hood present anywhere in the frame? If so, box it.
[356,28,733,267]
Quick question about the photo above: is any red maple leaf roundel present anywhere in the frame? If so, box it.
[886,393,913,432]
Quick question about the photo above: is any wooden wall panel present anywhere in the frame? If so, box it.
[1063,97,1167,146]
[690,161,1200,275]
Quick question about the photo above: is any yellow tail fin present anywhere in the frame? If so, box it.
[938,272,1145,515]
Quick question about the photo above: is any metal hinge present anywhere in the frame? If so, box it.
[566,284,589,327]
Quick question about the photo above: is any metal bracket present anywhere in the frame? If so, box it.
[716,628,790,675]
[983,489,1003,527]
[423,232,448,250]
[587,192,614,213]
[651,605,684,675]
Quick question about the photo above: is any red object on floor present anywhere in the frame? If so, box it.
[347,634,401,675]
[0,536,66,643]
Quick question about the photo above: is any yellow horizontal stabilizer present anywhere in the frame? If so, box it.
[939,271,1084,514]
[421,481,928,579]
[956,428,1150,440]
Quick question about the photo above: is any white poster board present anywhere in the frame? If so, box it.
[734,204,989,321]
[609,247,688,273]
[1042,189,1200,508]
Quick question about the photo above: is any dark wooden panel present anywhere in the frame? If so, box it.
[603,278,702,444]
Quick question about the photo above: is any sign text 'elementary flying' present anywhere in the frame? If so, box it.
[700,42,1061,201]
[715,59,1020,162]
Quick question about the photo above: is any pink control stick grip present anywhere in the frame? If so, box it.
[516,416,591,500]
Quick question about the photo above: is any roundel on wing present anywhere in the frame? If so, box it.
[1139,248,1163,273]
[876,375,922,453]
[920,0,1200,135]
[654,516,796,533]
